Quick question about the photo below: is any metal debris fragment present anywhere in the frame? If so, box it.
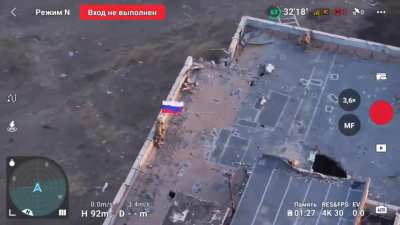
[101,182,109,192]
[68,51,75,57]
[249,80,255,87]
[260,96,267,106]
[265,63,275,74]
[258,63,275,76]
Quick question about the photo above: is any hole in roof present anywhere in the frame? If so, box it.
[312,154,347,178]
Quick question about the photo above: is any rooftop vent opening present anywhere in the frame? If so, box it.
[312,154,347,178]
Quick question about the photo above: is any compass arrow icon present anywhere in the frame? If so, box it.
[11,8,17,17]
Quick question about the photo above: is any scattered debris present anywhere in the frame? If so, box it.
[101,182,109,192]
[32,37,41,44]
[230,89,241,96]
[192,183,202,193]
[258,63,275,76]
[177,162,189,177]
[248,80,255,87]
[265,63,275,74]
[42,124,55,130]
[68,51,75,57]
[259,96,267,106]
[170,209,189,223]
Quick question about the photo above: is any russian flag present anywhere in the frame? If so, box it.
[161,101,184,114]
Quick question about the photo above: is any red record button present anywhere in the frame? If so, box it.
[369,100,394,125]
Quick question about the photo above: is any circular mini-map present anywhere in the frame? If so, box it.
[7,157,68,218]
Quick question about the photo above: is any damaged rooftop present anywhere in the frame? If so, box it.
[103,16,400,225]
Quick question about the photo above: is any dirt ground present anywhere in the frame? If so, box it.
[0,0,398,225]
